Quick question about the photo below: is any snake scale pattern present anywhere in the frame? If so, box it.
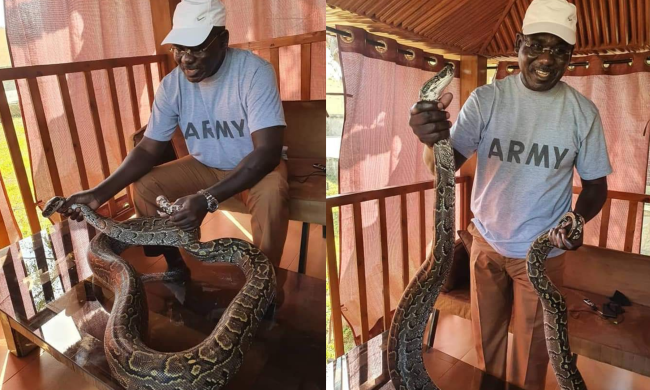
[386,63,587,390]
[43,195,275,390]
[527,211,586,390]
[387,63,456,390]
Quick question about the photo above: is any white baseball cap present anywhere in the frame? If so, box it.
[522,0,577,45]
[162,0,227,47]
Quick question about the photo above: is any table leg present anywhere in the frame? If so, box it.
[0,312,37,357]
[298,222,310,274]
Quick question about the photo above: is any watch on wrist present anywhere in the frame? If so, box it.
[197,189,219,213]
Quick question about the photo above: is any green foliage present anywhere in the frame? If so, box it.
[0,118,52,238]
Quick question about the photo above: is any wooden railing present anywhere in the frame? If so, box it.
[230,30,325,101]
[573,187,650,252]
[327,182,650,359]
[326,176,471,358]
[0,30,326,246]
[0,54,168,245]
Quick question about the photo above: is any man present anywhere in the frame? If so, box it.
[410,0,610,388]
[60,0,289,272]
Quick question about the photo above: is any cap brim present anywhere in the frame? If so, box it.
[523,23,576,45]
[162,27,212,47]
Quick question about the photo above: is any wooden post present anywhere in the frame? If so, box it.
[150,0,178,74]
[458,55,487,226]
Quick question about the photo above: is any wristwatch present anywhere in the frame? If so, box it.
[197,189,219,213]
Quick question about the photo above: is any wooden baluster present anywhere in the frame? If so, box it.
[326,205,344,358]
[624,200,639,252]
[57,74,89,191]
[378,197,391,330]
[300,43,311,100]
[106,68,132,206]
[143,63,155,109]
[598,198,612,247]
[0,82,40,234]
[83,71,117,216]
[0,171,20,241]
[26,78,64,201]
[400,193,409,289]
[157,61,164,82]
[106,69,127,160]
[126,65,142,130]
[352,202,369,343]
[270,47,280,93]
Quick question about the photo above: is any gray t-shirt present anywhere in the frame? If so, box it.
[145,48,286,169]
[451,74,612,258]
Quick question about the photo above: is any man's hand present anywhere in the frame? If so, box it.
[60,190,105,222]
[409,92,454,147]
[168,194,209,231]
[548,220,583,250]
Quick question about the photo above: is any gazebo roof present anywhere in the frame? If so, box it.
[327,0,650,60]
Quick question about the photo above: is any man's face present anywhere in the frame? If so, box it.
[516,32,573,92]
[172,28,229,83]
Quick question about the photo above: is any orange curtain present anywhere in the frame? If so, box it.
[496,53,650,253]
[337,25,462,338]
[223,0,325,100]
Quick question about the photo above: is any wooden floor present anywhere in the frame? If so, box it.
[0,211,325,389]
[428,311,650,390]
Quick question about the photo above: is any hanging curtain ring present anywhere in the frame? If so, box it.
[427,57,438,67]
[374,40,388,54]
[404,49,415,61]
[339,29,354,44]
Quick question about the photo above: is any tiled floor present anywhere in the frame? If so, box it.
[0,211,325,389]
[427,311,650,390]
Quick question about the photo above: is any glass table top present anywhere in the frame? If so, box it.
[0,219,325,389]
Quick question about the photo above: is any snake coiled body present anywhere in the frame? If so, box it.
[43,196,275,390]
[526,212,586,390]
[387,63,456,390]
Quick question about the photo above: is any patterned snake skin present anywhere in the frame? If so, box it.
[526,211,586,390]
[387,63,456,390]
[386,63,586,390]
[42,195,275,390]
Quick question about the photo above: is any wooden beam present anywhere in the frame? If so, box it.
[300,43,312,100]
[0,55,165,81]
[26,78,63,197]
[326,206,345,357]
[83,71,117,216]
[57,74,89,191]
[0,82,40,234]
[458,54,487,223]
[230,31,326,51]
[126,65,142,130]
[150,0,179,75]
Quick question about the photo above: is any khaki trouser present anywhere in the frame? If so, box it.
[132,155,290,266]
[468,222,565,390]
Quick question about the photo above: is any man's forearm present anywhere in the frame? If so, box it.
[204,148,280,203]
[574,181,608,223]
[94,146,159,202]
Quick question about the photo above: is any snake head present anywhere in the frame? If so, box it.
[42,196,67,218]
[420,62,455,102]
